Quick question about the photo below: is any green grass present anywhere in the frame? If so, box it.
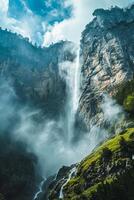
[64,128,134,200]
[82,182,102,198]
[79,128,134,173]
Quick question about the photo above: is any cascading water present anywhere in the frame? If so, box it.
[33,179,46,200]
[33,47,81,199]
[59,167,77,199]
[59,47,80,143]
[73,49,80,113]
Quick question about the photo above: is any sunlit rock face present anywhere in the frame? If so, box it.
[79,5,134,130]
[0,28,75,117]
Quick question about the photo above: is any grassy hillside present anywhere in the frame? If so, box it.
[63,128,134,200]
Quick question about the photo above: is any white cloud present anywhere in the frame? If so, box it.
[43,0,134,46]
[0,0,9,13]
[0,14,43,44]
[0,0,45,44]
[43,0,92,46]
[0,0,133,46]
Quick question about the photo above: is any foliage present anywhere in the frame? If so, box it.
[0,194,5,200]
[119,137,128,152]
[114,79,134,115]
[123,94,134,113]
[115,79,134,104]
[101,147,112,161]
[64,128,134,200]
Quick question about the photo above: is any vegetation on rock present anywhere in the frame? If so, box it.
[115,79,134,115]
[62,128,134,200]
[0,194,5,200]
[123,95,134,113]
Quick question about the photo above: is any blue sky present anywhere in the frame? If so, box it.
[8,0,72,24]
[0,0,134,46]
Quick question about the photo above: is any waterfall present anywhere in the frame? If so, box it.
[60,47,80,143]
[33,179,45,200]
[67,48,80,143]
[73,48,80,113]
[32,47,81,199]
[59,167,77,199]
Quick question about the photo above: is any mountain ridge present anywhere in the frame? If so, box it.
[0,4,134,200]
[0,27,76,117]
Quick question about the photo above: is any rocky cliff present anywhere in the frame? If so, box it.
[0,28,75,117]
[79,5,134,131]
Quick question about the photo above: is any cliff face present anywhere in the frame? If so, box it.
[0,29,75,116]
[79,5,134,130]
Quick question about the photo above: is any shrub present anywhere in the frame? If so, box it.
[123,95,134,113]
[114,79,134,106]
[0,194,5,200]
[101,148,112,161]
[119,137,127,150]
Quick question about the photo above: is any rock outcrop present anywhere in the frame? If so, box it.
[43,128,134,200]
[79,5,134,130]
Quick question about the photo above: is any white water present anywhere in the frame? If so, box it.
[59,47,80,143]
[32,47,81,199]
[59,167,77,199]
[73,48,80,113]
[33,179,45,200]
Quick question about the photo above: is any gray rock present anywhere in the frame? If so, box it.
[79,4,134,131]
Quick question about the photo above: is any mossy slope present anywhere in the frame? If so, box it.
[115,79,134,115]
[63,128,134,200]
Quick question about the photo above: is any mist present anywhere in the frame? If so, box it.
[101,94,125,133]
[0,56,91,178]
[11,45,91,177]
[0,49,125,180]
[0,51,126,183]
[12,98,91,177]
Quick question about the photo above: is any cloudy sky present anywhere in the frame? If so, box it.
[0,0,133,46]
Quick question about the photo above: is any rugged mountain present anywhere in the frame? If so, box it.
[0,28,75,117]
[0,4,134,200]
[79,5,134,131]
